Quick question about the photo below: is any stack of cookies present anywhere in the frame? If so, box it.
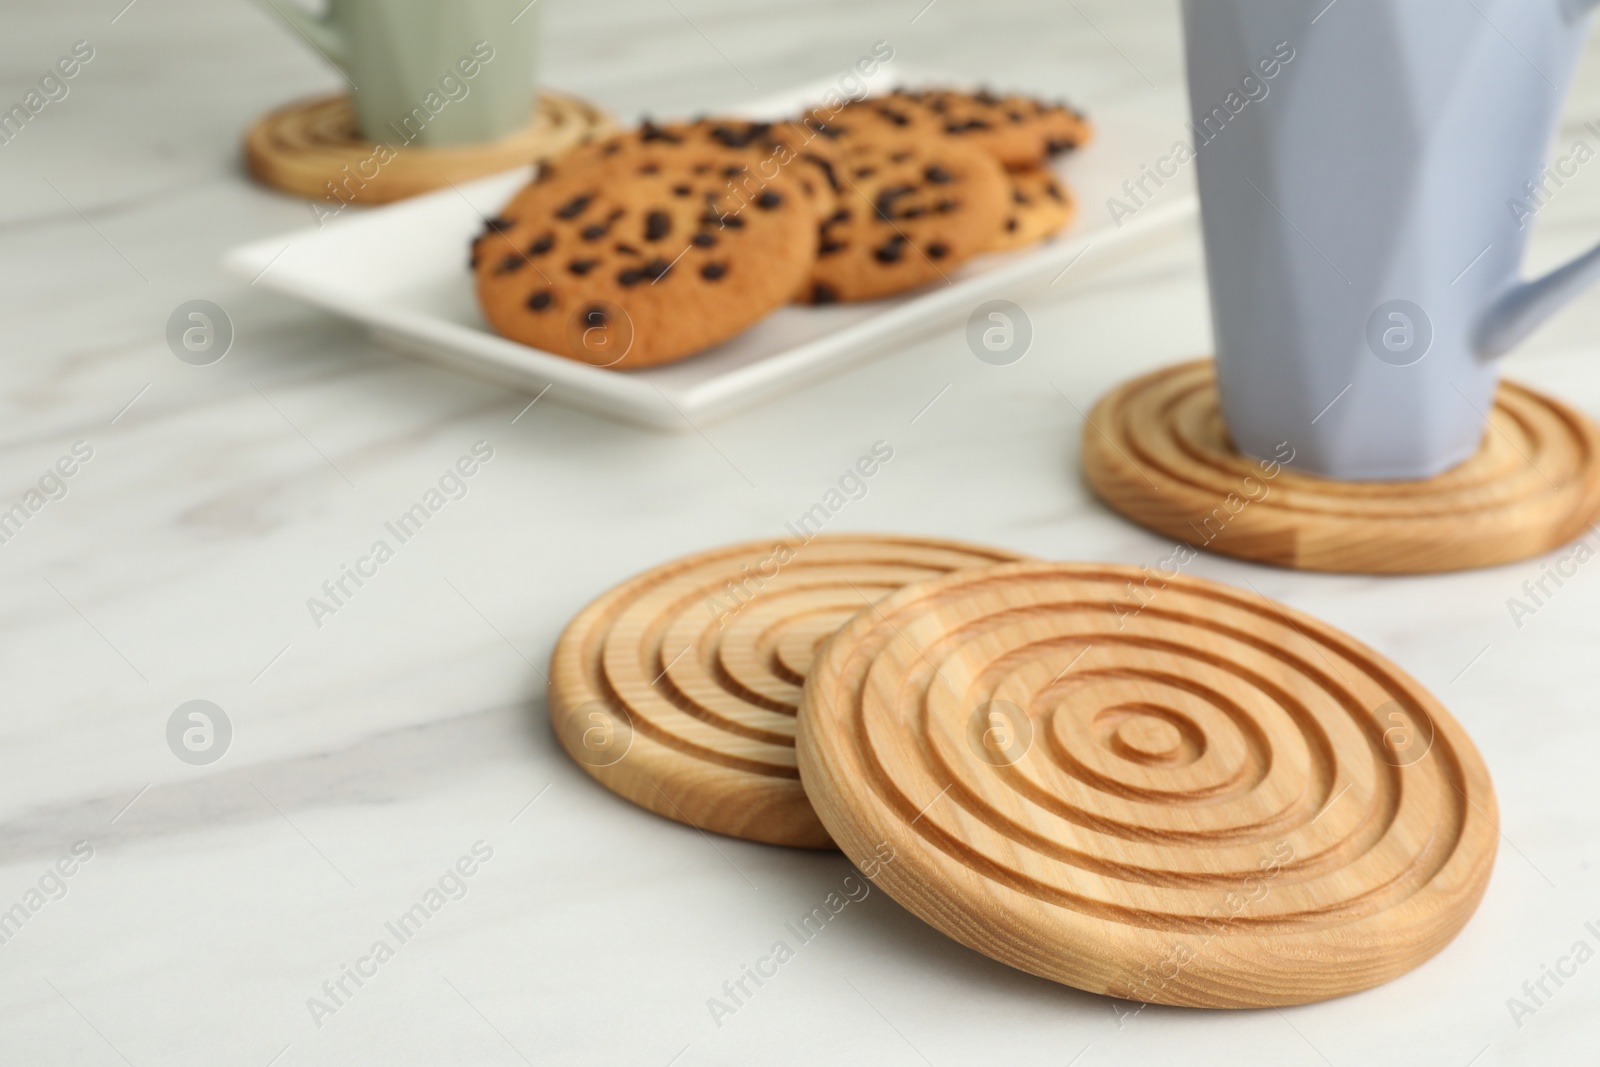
[472,87,1091,369]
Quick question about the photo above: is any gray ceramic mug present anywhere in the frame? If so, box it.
[1183,0,1600,480]
[258,0,539,147]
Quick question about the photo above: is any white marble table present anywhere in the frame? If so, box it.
[4,1,1600,1064]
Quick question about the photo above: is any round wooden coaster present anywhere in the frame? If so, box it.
[548,534,1028,849]
[797,562,1498,1007]
[1081,359,1600,573]
[243,90,614,205]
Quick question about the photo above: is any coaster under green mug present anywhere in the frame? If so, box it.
[257,0,540,147]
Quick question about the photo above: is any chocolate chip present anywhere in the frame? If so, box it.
[527,290,553,310]
[497,253,524,274]
[889,150,911,163]
[1044,181,1064,202]
[853,165,876,179]
[924,164,954,184]
[805,116,844,140]
[756,190,783,209]
[811,282,840,304]
[1045,137,1076,156]
[829,208,851,224]
[691,232,717,247]
[581,222,610,240]
[556,194,593,219]
[899,205,926,219]
[583,305,607,327]
[1007,109,1025,123]
[722,164,744,178]
[874,235,906,263]
[673,184,692,197]
[644,211,672,241]
[933,199,958,214]
[700,262,727,280]
[614,242,641,256]
[876,106,912,127]
[1013,190,1030,205]
[708,123,762,148]
[639,120,681,143]
[874,184,916,221]
[946,118,991,133]
[568,259,599,275]
[819,238,846,256]
[805,154,840,191]
[693,163,712,174]
[529,233,554,255]
[640,257,673,281]
[974,89,1001,106]
[468,250,478,270]
[617,267,644,287]
[927,241,948,259]
[638,162,660,175]
[484,216,513,233]
[1005,218,1019,232]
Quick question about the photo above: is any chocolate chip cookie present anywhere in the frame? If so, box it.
[543,118,841,221]
[991,166,1076,251]
[881,88,1092,168]
[792,96,947,165]
[797,136,1008,304]
[475,158,816,367]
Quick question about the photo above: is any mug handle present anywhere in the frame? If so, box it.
[1475,0,1600,357]
[255,0,349,76]
[1477,243,1600,361]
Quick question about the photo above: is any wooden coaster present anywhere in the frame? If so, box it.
[798,562,1498,1007]
[244,90,614,205]
[548,535,1028,849]
[1081,359,1600,573]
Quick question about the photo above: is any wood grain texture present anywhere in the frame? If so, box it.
[243,91,613,205]
[797,562,1498,1007]
[548,535,1028,848]
[1082,359,1600,573]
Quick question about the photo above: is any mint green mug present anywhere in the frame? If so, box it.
[258,0,540,147]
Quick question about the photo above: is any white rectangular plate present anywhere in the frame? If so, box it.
[225,69,1195,430]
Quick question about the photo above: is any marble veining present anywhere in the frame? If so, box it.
[1,0,1599,1064]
